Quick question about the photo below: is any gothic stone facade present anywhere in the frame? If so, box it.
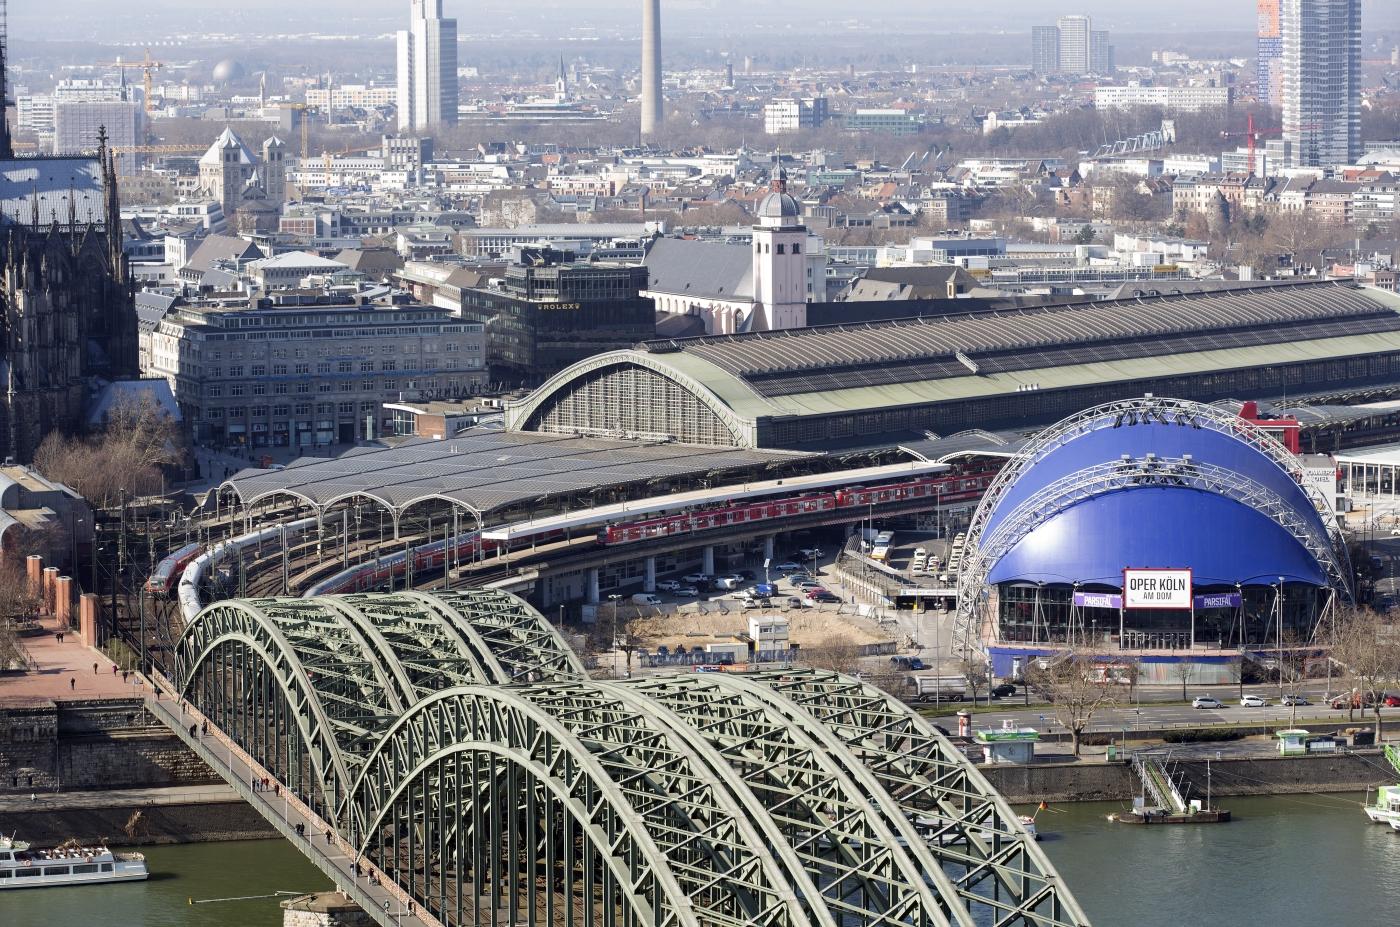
[0,151,138,463]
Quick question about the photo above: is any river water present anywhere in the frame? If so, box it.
[0,838,331,926]
[1035,792,1400,925]
[3,795,1398,925]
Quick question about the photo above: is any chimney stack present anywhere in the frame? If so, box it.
[641,0,663,137]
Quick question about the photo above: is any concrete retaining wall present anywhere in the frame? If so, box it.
[0,799,278,845]
[0,697,218,793]
[981,751,1394,804]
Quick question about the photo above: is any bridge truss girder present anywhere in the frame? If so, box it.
[173,590,583,819]
[176,595,1090,927]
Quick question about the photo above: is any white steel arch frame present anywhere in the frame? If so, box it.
[954,396,1354,658]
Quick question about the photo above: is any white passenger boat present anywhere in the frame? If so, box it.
[0,835,148,889]
[1364,785,1400,826]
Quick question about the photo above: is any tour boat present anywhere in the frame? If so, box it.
[1364,785,1400,826]
[0,835,148,889]
[1019,815,1041,841]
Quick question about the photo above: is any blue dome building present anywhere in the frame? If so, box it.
[955,397,1351,682]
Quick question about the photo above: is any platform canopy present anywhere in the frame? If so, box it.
[218,431,799,518]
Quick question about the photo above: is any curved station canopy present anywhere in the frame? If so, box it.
[175,591,1089,927]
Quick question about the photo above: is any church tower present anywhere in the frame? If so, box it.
[261,136,287,204]
[750,168,808,331]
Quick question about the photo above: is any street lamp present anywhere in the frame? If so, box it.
[608,594,623,678]
[1276,576,1285,704]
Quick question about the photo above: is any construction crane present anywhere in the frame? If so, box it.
[97,49,165,114]
[1220,113,1281,175]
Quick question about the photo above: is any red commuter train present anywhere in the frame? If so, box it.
[146,542,206,597]
[595,470,999,546]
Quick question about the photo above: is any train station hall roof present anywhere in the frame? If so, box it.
[627,281,1400,422]
[218,431,798,518]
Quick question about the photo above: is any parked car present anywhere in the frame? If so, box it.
[774,561,803,572]
[795,580,825,591]
[1192,696,1224,709]
[742,597,771,610]
[1240,694,1269,708]
[803,587,830,599]
[1385,694,1400,708]
[799,548,824,560]
[812,593,841,604]
[655,580,681,592]
[682,573,710,585]
[785,596,806,609]
[1281,694,1310,706]
[906,657,926,670]
[991,684,1018,699]
[674,586,699,597]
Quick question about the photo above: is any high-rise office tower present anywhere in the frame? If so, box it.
[396,0,458,132]
[1257,0,1284,106]
[1281,0,1360,167]
[641,0,663,137]
[1056,15,1091,75]
[1032,26,1060,75]
[1090,31,1113,75]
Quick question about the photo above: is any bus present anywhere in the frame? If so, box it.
[870,530,895,562]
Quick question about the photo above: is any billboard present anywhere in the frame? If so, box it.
[1072,591,1122,609]
[1122,568,1192,610]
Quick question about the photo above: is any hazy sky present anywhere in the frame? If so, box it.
[11,0,1400,43]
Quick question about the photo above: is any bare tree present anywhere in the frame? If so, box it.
[1172,658,1194,702]
[0,558,39,670]
[1027,650,1121,757]
[802,635,864,675]
[32,394,181,509]
[959,658,989,706]
[1331,606,1400,739]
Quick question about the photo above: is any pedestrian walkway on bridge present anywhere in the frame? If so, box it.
[143,673,437,927]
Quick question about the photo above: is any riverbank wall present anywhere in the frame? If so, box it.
[0,696,217,793]
[982,751,1394,804]
[0,787,279,845]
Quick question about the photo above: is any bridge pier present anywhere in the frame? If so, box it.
[586,567,600,604]
[763,535,775,561]
[281,892,374,927]
[643,556,656,593]
[702,545,715,575]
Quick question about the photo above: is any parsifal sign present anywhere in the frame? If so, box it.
[1193,592,1242,609]
[1122,568,1192,610]
[1072,591,1122,609]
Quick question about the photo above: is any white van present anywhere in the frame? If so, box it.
[631,593,662,606]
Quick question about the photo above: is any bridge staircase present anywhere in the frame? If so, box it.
[1132,750,1190,814]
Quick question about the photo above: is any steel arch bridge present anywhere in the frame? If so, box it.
[173,592,1089,927]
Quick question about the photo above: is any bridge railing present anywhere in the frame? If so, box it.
[144,671,438,927]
